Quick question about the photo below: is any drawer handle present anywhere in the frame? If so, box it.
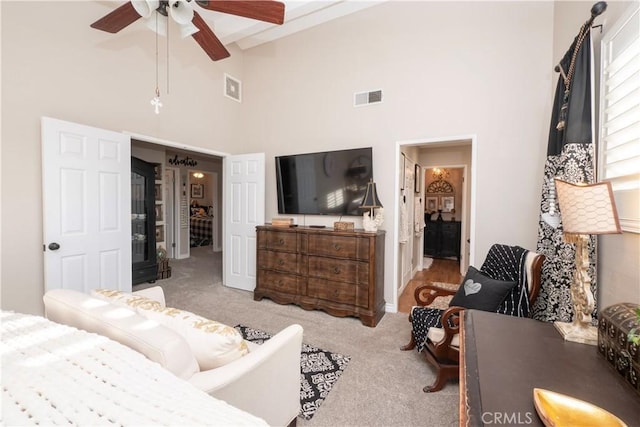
[278,238,285,245]
[333,243,341,251]
[277,280,284,287]
[278,259,285,266]
[334,267,341,274]
[333,290,340,297]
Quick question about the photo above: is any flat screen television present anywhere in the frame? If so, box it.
[276,147,373,216]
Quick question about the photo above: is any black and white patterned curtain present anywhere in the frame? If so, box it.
[531,10,602,323]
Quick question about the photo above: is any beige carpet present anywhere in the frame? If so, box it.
[136,248,459,426]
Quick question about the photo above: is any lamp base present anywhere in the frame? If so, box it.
[554,321,598,346]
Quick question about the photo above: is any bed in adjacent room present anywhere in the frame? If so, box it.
[190,204,214,247]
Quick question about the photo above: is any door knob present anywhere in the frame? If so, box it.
[48,242,60,251]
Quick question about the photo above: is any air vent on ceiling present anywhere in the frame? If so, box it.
[354,89,383,107]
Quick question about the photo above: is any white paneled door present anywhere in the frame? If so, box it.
[224,153,265,291]
[42,117,132,293]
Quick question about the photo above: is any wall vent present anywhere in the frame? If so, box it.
[224,73,242,103]
[354,89,383,107]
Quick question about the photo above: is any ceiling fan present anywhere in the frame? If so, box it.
[90,0,285,61]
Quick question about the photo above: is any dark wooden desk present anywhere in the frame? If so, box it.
[461,310,640,426]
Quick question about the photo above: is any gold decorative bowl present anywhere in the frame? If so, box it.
[533,388,627,427]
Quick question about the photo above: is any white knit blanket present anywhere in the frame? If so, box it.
[1,311,267,426]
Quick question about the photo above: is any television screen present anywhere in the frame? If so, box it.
[276,147,373,216]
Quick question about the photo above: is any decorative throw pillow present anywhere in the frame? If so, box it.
[138,306,249,371]
[449,266,517,312]
[92,289,249,371]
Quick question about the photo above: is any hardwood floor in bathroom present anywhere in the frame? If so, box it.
[397,258,464,313]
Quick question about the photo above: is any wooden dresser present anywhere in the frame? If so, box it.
[255,225,385,327]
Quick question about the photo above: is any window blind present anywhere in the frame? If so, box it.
[599,3,640,232]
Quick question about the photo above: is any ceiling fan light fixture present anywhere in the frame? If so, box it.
[169,0,194,25]
[132,0,160,19]
[179,21,200,38]
[146,12,168,36]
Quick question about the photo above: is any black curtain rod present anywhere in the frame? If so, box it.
[554,1,607,73]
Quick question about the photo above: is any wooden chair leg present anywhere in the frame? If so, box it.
[421,346,459,393]
[400,333,416,351]
[423,364,458,393]
[400,313,416,351]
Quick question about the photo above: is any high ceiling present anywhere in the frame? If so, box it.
[92,1,386,53]
[209,0,385,50]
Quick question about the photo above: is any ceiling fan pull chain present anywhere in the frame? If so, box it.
[166,14,170,95]
[151,11,163,115]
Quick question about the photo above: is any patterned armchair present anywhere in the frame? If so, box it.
[401,244,545,392]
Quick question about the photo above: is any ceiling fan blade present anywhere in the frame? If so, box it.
[192,11,230,61]
[196,0,285,25]
[90,2,142,33]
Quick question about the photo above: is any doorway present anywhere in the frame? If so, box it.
[130,137,225,285]
[393,135,476,313]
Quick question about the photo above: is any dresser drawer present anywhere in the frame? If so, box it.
[257,270,300,295]
[308,278,369,308]
[257,250,300,274]
[308,278,355,305]
[308,256,368,285]
[308,234,369,260]
[261,230,297,252]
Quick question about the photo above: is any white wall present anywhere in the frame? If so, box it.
[240,1,554,308]
[553,1,640,308]
[1,1,242,314]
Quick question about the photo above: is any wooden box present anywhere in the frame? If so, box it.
[598,303,640,396]
[271,217,294,228]
[157,260,171,280]
[333,221,354,231]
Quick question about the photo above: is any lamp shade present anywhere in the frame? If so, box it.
[132,0,159,18]
[169,0,194,25]
[179,21,200,38]
[555,179,622,234]
[360,180,383,209]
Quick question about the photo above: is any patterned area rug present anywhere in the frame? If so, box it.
[235,325,351,421]
[426,281,460,310]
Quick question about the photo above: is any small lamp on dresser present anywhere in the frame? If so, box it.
[554,179,622,345]
[360,180,384,232]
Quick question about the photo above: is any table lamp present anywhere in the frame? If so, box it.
[554,179,622,345]
[360,179,383,232]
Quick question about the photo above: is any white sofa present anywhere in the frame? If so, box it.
[43,287,303,427]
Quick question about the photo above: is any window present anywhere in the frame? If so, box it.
[598,2,640,233]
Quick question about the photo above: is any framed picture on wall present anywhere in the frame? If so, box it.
[153,164,162,181]
[414,164,421,193]
[191,183,204,199]
[156,225,164,243]
[441,196,455,212]
[155,204,163,222]
[426,196,438,213]
[154,184,162,201]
